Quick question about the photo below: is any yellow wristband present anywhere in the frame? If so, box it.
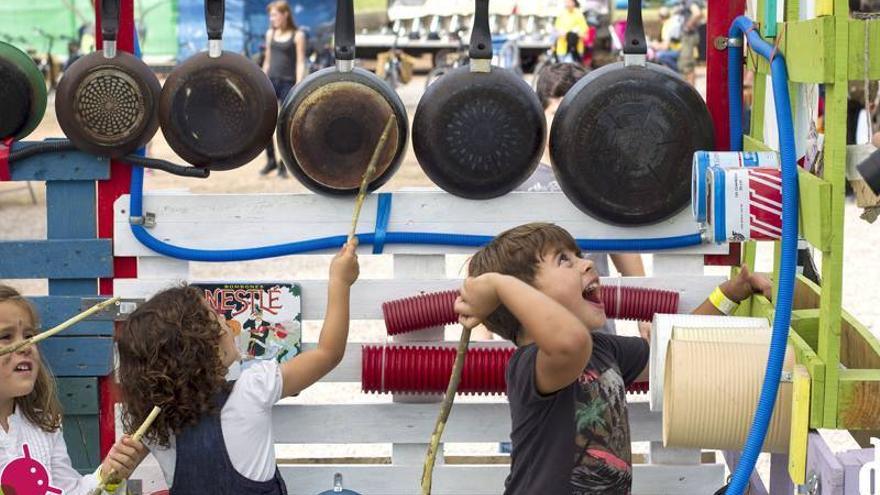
[709,286,739,315]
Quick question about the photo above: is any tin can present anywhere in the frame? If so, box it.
[707,166,783,243]
[692,151,780,222]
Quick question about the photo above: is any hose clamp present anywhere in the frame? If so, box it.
[129,212,156,228]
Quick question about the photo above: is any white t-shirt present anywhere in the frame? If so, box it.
[0,406,118,494]
[147,360,283,487]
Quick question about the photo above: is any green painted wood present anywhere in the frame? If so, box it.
[56,377,99,415]
[61,414,100,474]
[764,0,778,37]
[797,169,833,251]
[743,135,775,152]
[747,19,834,83]
[788,331,826,429]
[791,309,820,349]
[814,6,852,429]
[847,19,880,81]
[837,369,880,430]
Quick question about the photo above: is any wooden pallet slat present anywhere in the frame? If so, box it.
[277,464,725,495]
[112,193,727,257]
[56,377,100,415]
[40,337,114,377]
[0,240,113,279]
[8,149,109,182]
[31,296,114,336]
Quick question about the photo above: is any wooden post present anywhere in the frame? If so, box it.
[95,0,139,457]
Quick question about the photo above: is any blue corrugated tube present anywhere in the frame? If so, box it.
[128,166,703,261]
[724,16,799,495]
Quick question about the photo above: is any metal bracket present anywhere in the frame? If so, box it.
[129,212,156,228]
[81,297,146,320]
[727,37,744,48]
[780,370,794,382]
[797,471,819,494]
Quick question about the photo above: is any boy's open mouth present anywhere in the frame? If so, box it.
[582,282,603,305]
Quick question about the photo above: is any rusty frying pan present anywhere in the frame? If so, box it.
[55,0,161,158]
[0,40,47,140]
[275,0,407,195]
[411,0,545,199]
[549,0,714,225]
[158,0,277,171]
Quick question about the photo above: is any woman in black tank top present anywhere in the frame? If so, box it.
[259,1,306,177]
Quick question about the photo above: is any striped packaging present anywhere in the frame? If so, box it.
[707,166,783,243]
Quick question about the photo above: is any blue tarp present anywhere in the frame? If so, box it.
[178,0,335,61]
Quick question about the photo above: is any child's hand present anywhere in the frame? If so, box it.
[455,273,503,329]
[99,435,149,484]
[721,265,773,303]
[330,239,360,287]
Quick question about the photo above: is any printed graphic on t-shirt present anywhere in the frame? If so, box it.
[1,443,62,495]
[571,365,632,495]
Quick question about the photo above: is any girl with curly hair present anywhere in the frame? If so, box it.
[115,240,360,495]
[0,284,147,494]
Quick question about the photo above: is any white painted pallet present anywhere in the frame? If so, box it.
[113,192,728,256]
[114,192,726,495]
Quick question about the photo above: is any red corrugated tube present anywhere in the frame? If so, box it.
[382,286,679,335]
[362,345,649,395]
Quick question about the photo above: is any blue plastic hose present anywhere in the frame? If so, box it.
[128,165,703,261]
[724,16,799,495]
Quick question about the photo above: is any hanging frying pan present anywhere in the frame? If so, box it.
[549,0,714,225]
[411,0,545,199]
[55,0,161,158]
[158,0,277,171]
[0,41,47,140]
[276,0,407,195]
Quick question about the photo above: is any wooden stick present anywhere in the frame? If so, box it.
[92,406,162,494]
[421,326,471,495]
[0,297,120,357]
[349,114,397,242]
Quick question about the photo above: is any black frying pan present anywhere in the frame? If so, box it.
[159,0,277,171]
[0,41,47,140]
[55,0,161,158]
[411,0,545,199]
[276,0,407,195]
[549,0,714,225]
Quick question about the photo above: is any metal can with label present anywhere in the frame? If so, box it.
[692,151,780,223]
[707,166,783,243]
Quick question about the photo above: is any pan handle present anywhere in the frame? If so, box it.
[623,0,647,65]
[205,0,225,58]
[468,0,492,66]
[335,0,356,70]
[100,0,119,58]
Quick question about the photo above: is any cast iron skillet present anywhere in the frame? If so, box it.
[276,0,407,194]
[55,0,161,158]
[411,0,545,199]
[159,0,277,171]
[0,41,47,140]
[549,0,714,225]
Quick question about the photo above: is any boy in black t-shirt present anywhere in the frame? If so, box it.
[456,222,771,494]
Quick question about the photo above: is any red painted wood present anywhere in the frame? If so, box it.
[704,0,746,267]
[95,0,138,458]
